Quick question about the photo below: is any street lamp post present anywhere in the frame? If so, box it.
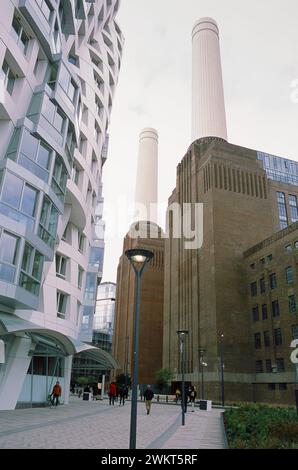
[198,348,207,400]
[219,334,225,407]
[177,330,188,426]
[125,248,154,450]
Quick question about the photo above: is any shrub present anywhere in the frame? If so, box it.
[224,404,298,449]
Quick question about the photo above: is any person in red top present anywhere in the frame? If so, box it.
[108,382,117,405]
[51,381,62,406]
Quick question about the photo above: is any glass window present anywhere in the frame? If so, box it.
[269,273,277,290]
[250,282,257,297]
[289,295,297,314]
[292,324,298,339]
[2,59,16,95]
[286,266,294,284]
[21,130,39,158]
[32,251,43,280]
[264,331,270,347]
[279,383,287,390]
[20,184,38,217]
[78,231,85,253]
[1,172,23,208]
[38,196,59,249]
[61,223,71,244]
[84,272,97,301]
[254,333,261,349]
[277,192,288,229]
[276,358,285,372]
[68,55,77,65]
[285,244,292,253]
[53,110,64,133]
[274,328,283,346]
[259,277,266,293]
[255,360,263,373]
[0,230,19,283]
[57,291,68,318]
[262,304,268,320]
[265,359,272,372]
[19,130,51,182]
[51,156,68,201]
[89,247,104,269]
[21,243,33,273]
[272,300,280,317]
[289,195,298,223]
[252,305,259,322]
[56,254,67,279]
[42,96,56,123]
[42,96,65,135]
[78,266,83,289]
[0,231,18,265]
[37,143,51,170]
[19,243,43,296]
[0,172,39,229]
[12,16,29,54]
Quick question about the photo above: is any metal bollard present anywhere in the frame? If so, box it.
[157,395,159,402]
[166,395,168,403]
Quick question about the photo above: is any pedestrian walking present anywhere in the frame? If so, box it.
[144,385,154,415]
[51,381,62,407]
[108,382,117,405]
[190,385,197,411]
[119,384,126,406]
[175,388,181,404]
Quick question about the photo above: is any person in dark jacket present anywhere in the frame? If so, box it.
[144,385,154,415]
[119,384,126,406]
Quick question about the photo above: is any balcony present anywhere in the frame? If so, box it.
[64,180,87,231]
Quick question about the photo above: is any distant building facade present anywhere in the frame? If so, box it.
[163,138,298,405]
[113,223,165,385]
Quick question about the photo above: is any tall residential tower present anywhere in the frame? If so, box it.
[0,0,123,410]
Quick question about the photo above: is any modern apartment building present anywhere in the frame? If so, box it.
[0,0,123,409]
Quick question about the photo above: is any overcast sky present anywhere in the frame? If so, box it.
[102,0,298,283]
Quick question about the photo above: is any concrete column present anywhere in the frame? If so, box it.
[0,335,33,410]
[101,374,105,399]
[192,18,228,142]
[63,355,73,405]
[134,128,158,224]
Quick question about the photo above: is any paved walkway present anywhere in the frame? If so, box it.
[0,398,226,449]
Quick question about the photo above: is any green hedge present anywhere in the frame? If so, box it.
[224,404,298,449]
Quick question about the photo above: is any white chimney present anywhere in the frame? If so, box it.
[192,17,228,142]
[134,128,158,224]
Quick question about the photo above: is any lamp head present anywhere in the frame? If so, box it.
[125,248,154,272]
[176,330,189,338]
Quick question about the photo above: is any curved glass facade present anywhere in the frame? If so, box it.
[0,0,123,409]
